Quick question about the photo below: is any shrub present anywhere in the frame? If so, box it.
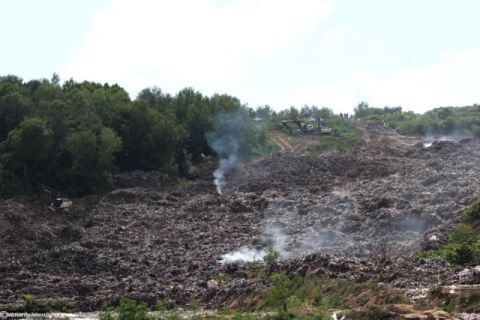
[154,300,167,312]
[266,273,291,312]
[116,298,149,320]
[99,302,115,320]
[465,200,480,222]
[24,294,37,312]
[448,224,478,245]
[425,223,480,265]
[165,307,180,320]
[442,242,476,265]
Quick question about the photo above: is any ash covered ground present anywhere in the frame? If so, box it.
[1,121,480,310]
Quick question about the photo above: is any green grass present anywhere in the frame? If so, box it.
[326,117,362,145]
[304,117,362,156]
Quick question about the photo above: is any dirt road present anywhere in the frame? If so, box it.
[269,131,294,152]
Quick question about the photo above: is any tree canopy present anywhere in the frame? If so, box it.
[0,74,270,196]
[1,74,479,197]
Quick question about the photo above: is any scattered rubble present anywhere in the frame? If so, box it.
[0,125,479,312]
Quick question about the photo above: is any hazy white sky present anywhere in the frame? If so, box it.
[1,0,479,113]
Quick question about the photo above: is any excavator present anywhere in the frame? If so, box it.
[37,183,73,210]
[282,118,332,135]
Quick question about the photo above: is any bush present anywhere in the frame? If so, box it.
[263,247,280,266]
[448,224,478,244]
[425,223,480,265]
[465,200,480,222]
[116,298,150,320]
[99,302,115,320]
[24,294,37,312]
[442,242,477,265]
[99,299,152,320]
[266,273,292,312]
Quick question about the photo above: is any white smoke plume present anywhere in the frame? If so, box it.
[212,156,237,194]
[220,247,267,265]
[220,222,288,265]
[423,135,469,148]
[206,108,254,194]
[265,222,288,255]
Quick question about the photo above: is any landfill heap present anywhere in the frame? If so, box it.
[0,127,479,310]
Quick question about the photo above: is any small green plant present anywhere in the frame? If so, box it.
[50,299,70,312]
[189,299,200,319]
[465,200,480,222]
[325,294,348,309]
[246,260,267,278]
[266,272,292,312]
[263,247,280,265]
[286,295,302,309]
[99,302,115,320]
[165,306,180,320]
[116,298,149,320]
[24,294,37,312]
[154,299,167,312]
[312,291,323,307]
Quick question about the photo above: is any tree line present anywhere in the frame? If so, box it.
[0,74,270,196]
[354,101,480,136]
[2,74,479,197]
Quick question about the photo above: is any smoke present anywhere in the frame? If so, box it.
[422,125,473,148]
[212,156,237,194]
[206,108,254,194]
[423,135,469,148]
[220,247,266,264]
[265,222,288,255]
[220,221,288,265]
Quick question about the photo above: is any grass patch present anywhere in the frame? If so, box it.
[258,276,400,313]
[305,118,362,156]
[325,117,362,145]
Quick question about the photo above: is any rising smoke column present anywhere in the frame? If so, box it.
[206,108,254,194]
[212,156,236,194]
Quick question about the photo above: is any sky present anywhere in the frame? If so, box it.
[1,0,479,113]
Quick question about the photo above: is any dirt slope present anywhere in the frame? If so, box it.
[269,131,294,152]
[352,119,422,154]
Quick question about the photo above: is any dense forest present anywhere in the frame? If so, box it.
[1,74,479,197]
[0,74,271,196]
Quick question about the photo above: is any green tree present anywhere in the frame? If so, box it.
[185,103,213,163]
[65,127,121,194]
[0,92,32,141]
[266,272,291,312]
[116,102,182,172]
[6,117,52,187]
